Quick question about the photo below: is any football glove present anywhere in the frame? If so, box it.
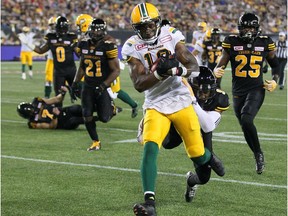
[156,54,180,77]
[213,66,225,78]
[95,83,108,98]
[263,79,277,92]
[70,82,81,102]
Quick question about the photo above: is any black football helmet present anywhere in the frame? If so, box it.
[55,16,69,35]
[88,18,107,43]
[17,102,34,119]
[211,28,221,43]
[238,12,260,43]
[189,66,217,101]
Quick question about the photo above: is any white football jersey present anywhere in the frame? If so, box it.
[122,26,192,114]
[19,32,35,52]
[192,31,206,43]
[193,38,204,65]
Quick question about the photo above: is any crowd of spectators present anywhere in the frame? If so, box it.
[1,0,287,45]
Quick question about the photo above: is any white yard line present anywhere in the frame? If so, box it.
[1,155,286,189]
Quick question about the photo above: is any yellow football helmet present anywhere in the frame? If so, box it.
[130,2,162,44]
[75,14,93,33]
[48,16,56,26]
[197,21,207,32]
[204,28,211,41]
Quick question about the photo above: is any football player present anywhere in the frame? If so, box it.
[122,3,223,216]
[162,66,229,202]
[202,28,223,88]
[192,29,211,65]
[44,16,56,98]
[17,86,97,130]
[18,16,78,107]
[75,14,139,118]
[190,21,207,47]
[71,18,120,151]
[214,12,279,174]
[18,26,36,80]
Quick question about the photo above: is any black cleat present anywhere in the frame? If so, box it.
[133,203,156,216]
[185,171,198,203]
[255,152,265,174]
[209,153,225,177]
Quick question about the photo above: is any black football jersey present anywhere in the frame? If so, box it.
[198,89,229,112]
[77,36,118,87]
[202,40,223,70]
[222,35,276,95]
[44,32,78,75]
[28,97,56,128]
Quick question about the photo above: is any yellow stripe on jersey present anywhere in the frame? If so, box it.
[222,42,230,48]
[106,49,118,58]
[215,106,229,112]
[268,43,276,51]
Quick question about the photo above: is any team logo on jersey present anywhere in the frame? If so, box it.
[254,47,264,51]
[136,44,148,51]
[96,51,103,55]
[51,40,57,43]
[64,41,71,45]
[160,35,172,43]
[234,46,243,51]
[82,49,88,54]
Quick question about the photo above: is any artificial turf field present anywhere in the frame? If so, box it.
[1,61,287,216]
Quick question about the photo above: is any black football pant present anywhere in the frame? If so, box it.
[277,58,287,87]
[233,88,265,155]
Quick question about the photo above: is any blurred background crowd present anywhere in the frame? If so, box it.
[1,0,287,45]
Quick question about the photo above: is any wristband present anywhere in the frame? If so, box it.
[171,67,188,77]
[153,71,163,80]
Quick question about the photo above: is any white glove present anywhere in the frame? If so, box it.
[213,66,225,78]
[263,79,277,92]
[18,33,35,50]
[107,87,118,99]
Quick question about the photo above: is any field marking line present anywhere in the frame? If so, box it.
[1,155,287,189]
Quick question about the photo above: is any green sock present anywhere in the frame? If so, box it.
[22,65,25,73]
[117,89,137,108]
[192,148,211,166]
[141,141,159,192]
[44,86,52,98]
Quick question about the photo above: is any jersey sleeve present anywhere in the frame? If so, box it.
[105,42,118,59]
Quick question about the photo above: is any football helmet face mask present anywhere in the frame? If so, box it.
[55,16,69,36]
[75,14,93,33]
[17,102,34,119]
[88,18,107,43]
[131,2,162,44]
[189,66,217,101]
[238,12,260,43]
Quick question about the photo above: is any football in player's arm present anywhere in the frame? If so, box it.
[122,3,224,215]
[213,12,279,174]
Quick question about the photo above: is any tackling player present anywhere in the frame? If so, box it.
[214,12,279,174]
[122,3,224,215]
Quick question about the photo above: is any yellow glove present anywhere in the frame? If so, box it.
[263,80,277,92]
[213,66,225,78]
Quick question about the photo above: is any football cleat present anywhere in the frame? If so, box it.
[87,140,101,151]
[133,203,156,216]
[131,103,139,118]
[28,70,33,78]
[185,171,198,202]
[21,73,26,80]
[255,152,265,174]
